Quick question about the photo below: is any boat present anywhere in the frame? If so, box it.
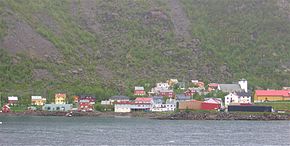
[65,112,73,117]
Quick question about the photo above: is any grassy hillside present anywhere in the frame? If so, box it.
[0,0,290,100]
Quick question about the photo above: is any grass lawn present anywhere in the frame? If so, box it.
[255,102,290,111]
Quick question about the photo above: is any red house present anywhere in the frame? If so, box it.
[2,104,11,113]
[79,102,94,112]
[200,102,221,110]
[134,86,146,96]
[78,95,96,112]
[159,90,174,98]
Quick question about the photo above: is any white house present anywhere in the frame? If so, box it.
[114,101,152,113]
[224,92,251,107]
[151,98,176,112]
[149,82,170,95]
[8,96,18,105]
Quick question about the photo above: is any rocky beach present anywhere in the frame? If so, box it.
[1,111,289,121]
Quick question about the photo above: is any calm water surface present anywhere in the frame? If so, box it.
[0,116,289,145]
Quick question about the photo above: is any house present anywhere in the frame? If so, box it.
[73,96,79,103]
[184,88,196,96]
[149,82,170,95]
[151,96,164,104]
[101,100,111,105]
[192,80,205,88]
[228,105,272,112]
[79,95,96,104]
[218,79,248,93]
[31,96,46,106]
[178,100,203,111]
[156,82,170,89]
[134,86,146,96]
[218,84,242,93]
[159,89,174,98]
[78,95,96,112]
[1,104,10,113]
[208,83,219,92]
[8,96,18,105]
[152,98,176,112]
[200,102,221,110]
[114,101,151,113]
[42,104,72,111]
[109,95,130,104]
[176,94,191,101]
[204,98,222,105]
[254,90,290,102]
[135,97,153,103]
[55,93,66,104]
[164,98,177,111]
[224,92,251,107]
[167,79,178,87]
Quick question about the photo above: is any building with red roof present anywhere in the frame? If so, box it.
[254,90,290,102]
[135,97,153,103]
[134,86,146,96]
[207,83,219,92]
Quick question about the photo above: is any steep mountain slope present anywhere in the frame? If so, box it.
[0,0,289,100]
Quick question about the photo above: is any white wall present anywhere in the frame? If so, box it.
[238,79,248,92]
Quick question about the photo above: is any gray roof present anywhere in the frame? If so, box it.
[219,84,242,93]
[150,96,164,104]
[110,95,129,100]
[176,94,191,100]
[235,91,251,97]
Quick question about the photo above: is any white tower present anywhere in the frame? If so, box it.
[238,78,248,92]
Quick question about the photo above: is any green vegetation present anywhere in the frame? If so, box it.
[0,0,289,103]
[255,102,290,111]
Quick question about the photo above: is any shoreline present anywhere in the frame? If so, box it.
[1,111,290,120]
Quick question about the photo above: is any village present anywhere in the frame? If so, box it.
[1,78,290,114]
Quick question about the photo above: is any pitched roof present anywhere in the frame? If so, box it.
[208,83,219,87]
[31,96,42,100]
[255,90,290,97]
[135,86,144,90]
[176,94,191,100]
[219,84,242,93]
[110,95,130,100]
[204,98,222,104]
[8,96,18,101]
[135,97,153,102]
[235,91,252,97]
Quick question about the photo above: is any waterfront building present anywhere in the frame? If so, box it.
[42,104,72,111]
[254,90,290,102]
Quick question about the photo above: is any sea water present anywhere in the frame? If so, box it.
[0,116,289,145]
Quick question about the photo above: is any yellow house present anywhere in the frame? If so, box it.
[31,96,46,106]
[55,93,66,104]
[254,90,290,102]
